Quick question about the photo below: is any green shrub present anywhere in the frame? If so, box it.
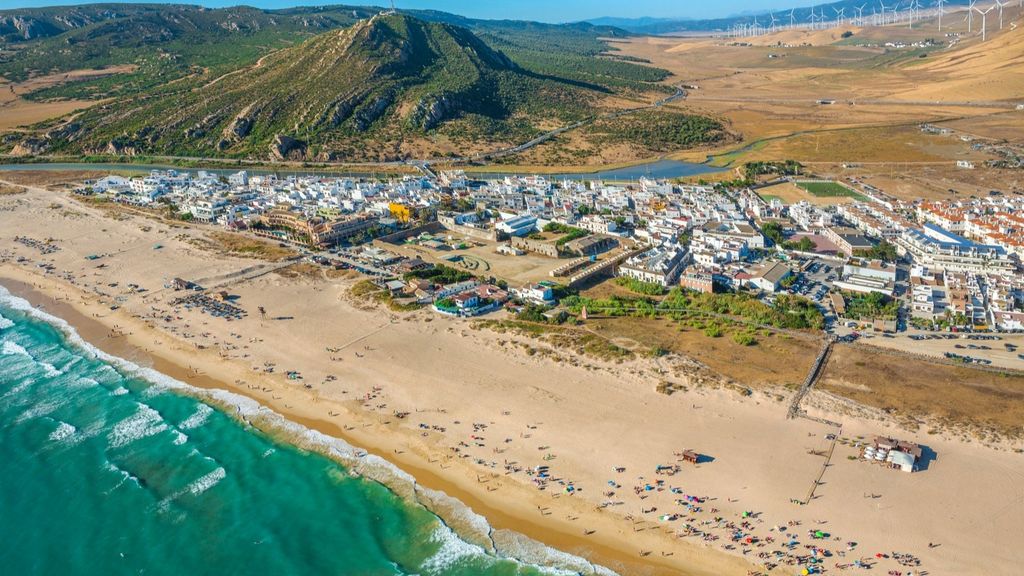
[733,332,757,346]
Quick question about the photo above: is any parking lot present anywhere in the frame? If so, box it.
[835,329,1024,370]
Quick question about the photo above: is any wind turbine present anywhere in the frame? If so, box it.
[834,6,846,26]
[995,0,1007,29]
[968,0,976,32]
[975,4,994,41]
[808,7,818,29]
[770,11,779,32]
[856,4,867,25]
[878,0,888,25]
[936,0,946,31]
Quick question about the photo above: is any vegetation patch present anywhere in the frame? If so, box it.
[404,264,473,285]
[562,288,824,331]
[586,111,728,153]
[205,232,297,262]
[840,292,899,321]
[854,241,898,262]
[350,279,422,312]
[542,222,590,246]
[614,276,666,296]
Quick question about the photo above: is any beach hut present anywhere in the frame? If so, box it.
[681,450,700,464]
[888,450,916,473]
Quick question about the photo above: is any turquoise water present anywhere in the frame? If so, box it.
[0,286,607,576]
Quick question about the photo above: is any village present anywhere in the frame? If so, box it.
[75,166,1024,354]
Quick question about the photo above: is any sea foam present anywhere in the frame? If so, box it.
[187,467,226,496]
[2,340,30,357]
[15,400,60,424]
[48,421,77,443]
[108,404,168,449]
[0,312,13,330]
[178,404,212,430]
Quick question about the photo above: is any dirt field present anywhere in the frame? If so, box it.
[819,344,1024,440]
[0,67,135,131]
[744,124,988,164]
[385,237,565,286]
[0,170,108,188]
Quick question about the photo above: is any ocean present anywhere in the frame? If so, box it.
[0,285,610,576]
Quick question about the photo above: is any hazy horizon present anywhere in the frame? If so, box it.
[1,0,824,23]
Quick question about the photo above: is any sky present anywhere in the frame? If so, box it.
[2,0,819,22]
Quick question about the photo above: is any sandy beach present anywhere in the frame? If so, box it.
[2,176,1023,575]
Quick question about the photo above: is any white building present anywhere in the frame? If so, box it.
[618,247,688,287]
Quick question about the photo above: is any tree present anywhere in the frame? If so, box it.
[790,236,816,252]
[855,241,898,263]
[761,221,785,245]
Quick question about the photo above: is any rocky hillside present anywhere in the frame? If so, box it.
[35,13,614,162]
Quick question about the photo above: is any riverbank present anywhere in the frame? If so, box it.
[0,156,724,181]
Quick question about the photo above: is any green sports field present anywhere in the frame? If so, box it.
[795,181,868,200]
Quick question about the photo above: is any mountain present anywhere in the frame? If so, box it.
[39,13,618,162]
[0,4,372,44]
[0,4,647,103]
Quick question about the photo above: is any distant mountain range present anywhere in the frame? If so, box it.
[585,0,971,34]
[0,3,627,44]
